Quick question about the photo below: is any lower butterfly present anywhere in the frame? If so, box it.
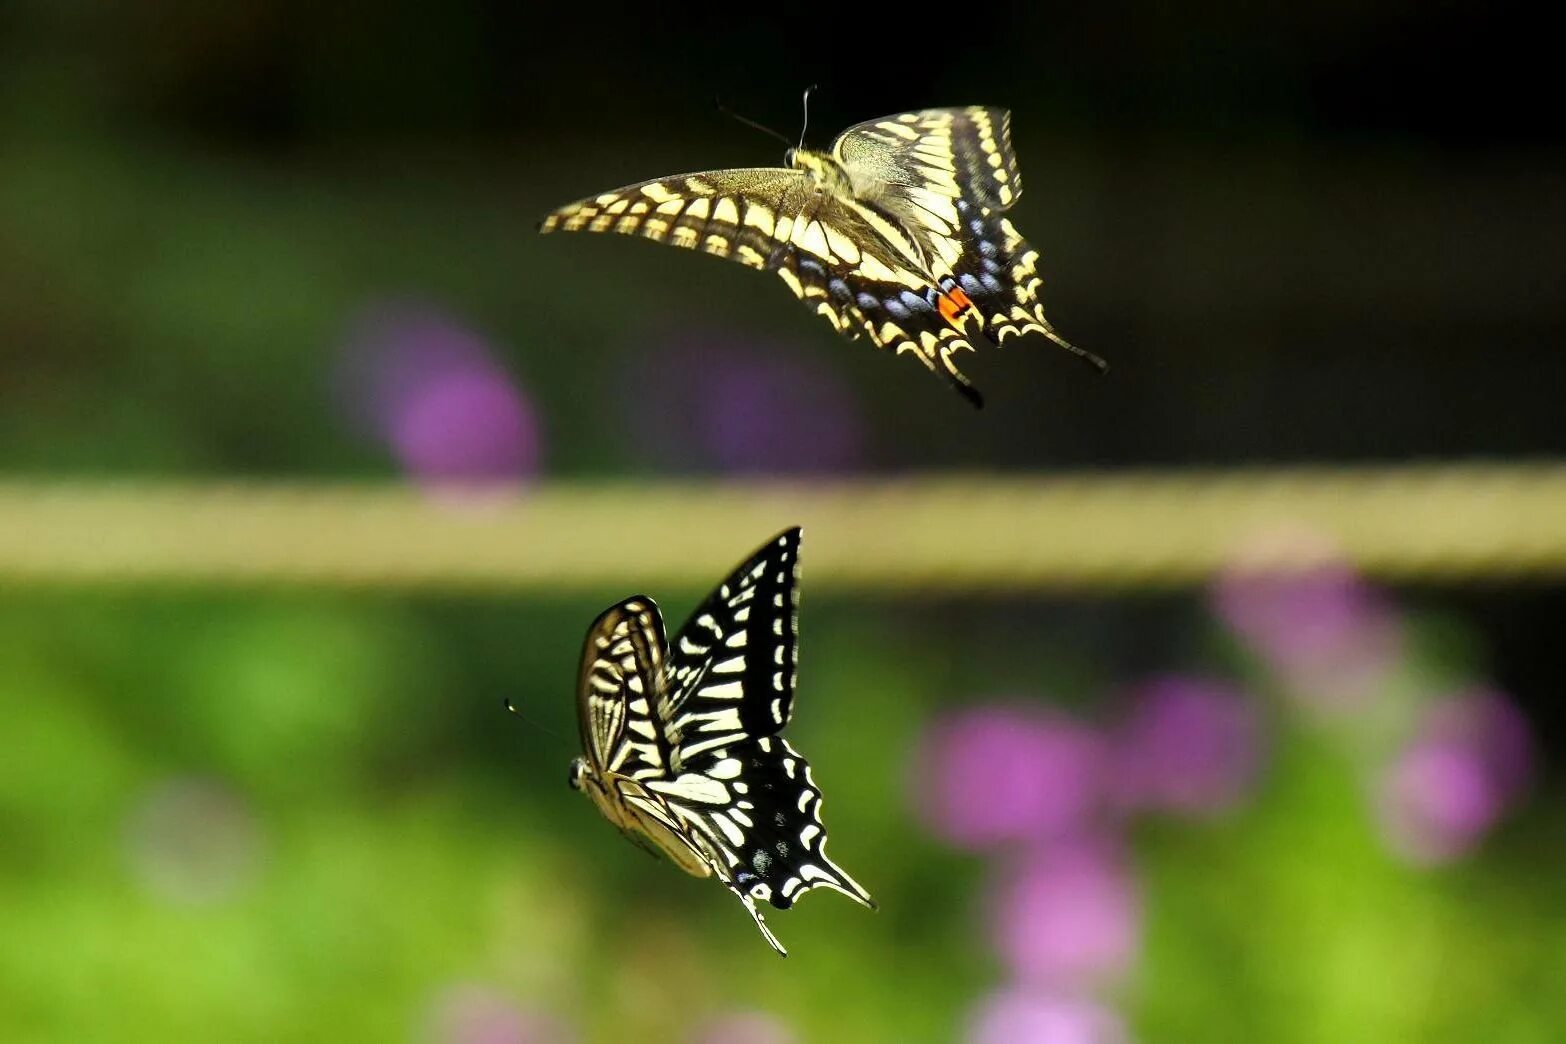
[540,104,1106,407]
[554,527,873,956]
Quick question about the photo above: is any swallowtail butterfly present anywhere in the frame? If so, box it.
[564,527,873,955]
[540,106,1105,407]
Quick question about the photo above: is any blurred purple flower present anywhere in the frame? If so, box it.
[1376,688,1534,866]
[1213,548,1399,711]
[989,836,1140,990]
[917,706,1109,851]
[1419,688,1533,801]
[694,1011,798,1044]
[1113,675,1264,817]
[422,984,571,1044]
[337,301,541,489]
[623,332,865,474]
[967,988,1129,1044]
[124,776,263,904]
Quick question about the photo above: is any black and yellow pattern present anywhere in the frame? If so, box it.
[540,106,1104,406]
[563,528,873,956]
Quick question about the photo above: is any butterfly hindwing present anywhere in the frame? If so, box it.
[775,243,990,405]
[709,736,874,911]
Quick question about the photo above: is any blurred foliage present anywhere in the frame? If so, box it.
[4,592,1565,1041]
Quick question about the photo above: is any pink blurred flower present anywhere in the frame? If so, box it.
[1376,688,1534,866]
[989,837,1140,989]
[422,984,571,1044]
[1419,688,1533,801]
[967,988,1129,1044]
[1114,675,1264,817]
[917,706,1109,851]
[337,301,541,489]
[624,332,865,474]
[124,776,263,904]
[694,1011,797,1044]
[1213,553,1399,711]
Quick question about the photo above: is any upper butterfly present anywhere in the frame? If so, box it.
[539,106,1105,407]
[562,527,872,956]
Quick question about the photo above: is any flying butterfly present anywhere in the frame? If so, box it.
[558,527,873,955]
[539,99,1106,407]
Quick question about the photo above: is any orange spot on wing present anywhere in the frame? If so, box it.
[937,287,974,327]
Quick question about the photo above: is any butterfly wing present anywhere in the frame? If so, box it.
[658,527,802,754]
[770,226,994,406]
[539,169,810,271]
[949,198,1104,363]
[636,529,871,954]
[576,597,671,780]
[826,107,1104,399]
[577,599,728,877]
[832,106,1022,232]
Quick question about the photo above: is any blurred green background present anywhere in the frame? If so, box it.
[2,3,1563,1042]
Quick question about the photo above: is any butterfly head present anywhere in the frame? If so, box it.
[786,148,846,192]
[568,756,591,792]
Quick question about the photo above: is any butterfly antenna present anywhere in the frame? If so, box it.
[502,696,562,739]
[714,96,792,147]
[797,84,820,151]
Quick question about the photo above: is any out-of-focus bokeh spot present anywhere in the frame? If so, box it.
[621,331,866,475]
[1376,688,1534,865]
[1112,675,1264,817]
[1213,537,1402,713]
[336,301,541,491]
[693,1010,798,1044]
[988,837,1140,990]
[124,776,263,905]
[916,706,1108,851]
[421,984,573,1044]
[967,988,1129,1044]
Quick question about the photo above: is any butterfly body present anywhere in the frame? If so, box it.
[540,107,1105,406]
[564,529,872,955]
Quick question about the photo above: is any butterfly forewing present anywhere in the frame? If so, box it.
[576,598,670,780]
[658,528,802,768]
[540,169,808,271]
[834,106,1022,218]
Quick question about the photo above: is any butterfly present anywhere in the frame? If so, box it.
[563,527,873,955]
[539,105,1105,408]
